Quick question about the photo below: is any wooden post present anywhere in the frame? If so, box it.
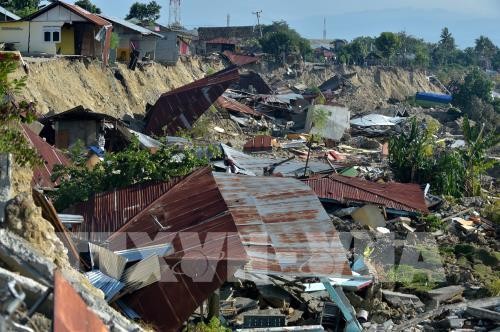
[207,289,220,321]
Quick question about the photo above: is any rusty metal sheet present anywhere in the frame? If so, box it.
[243,135,273,152]
[32,190,89,269]
[238,71,273,94]
[213,173,351,277]
[223,50,261,66]
[145,66,240,136]
[216,95,263,117]
[54,270,108,332]
[67,178,185,242]
[303,174,429,213]
[206,37,238,45]
[106,167,247,331]
[21,124,70,189]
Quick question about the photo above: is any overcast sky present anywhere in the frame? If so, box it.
[79,0,500,48]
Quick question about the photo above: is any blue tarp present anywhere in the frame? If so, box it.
[416,92,452,104]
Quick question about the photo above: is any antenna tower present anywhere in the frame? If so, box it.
[169,0,182,27]
[323,17,326,40]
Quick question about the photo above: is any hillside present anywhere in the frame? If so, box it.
[13,57,221,118]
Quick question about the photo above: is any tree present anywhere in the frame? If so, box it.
[74,0,101,14]
[0,0,40,17]
[349,37,372,65]
[432,27,457,66]
[0,53,40,167]
[51,139,215,210]
[439,27,455,51]
[452,67,494,110]
[125,1,161,23]
[259,21,312,61]
[375,32,400,64]
[475,36,498,69]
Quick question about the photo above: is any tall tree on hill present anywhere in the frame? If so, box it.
[375,32,400,64]
[439,27,455,50]
[432,27,457,66]
[474,36,498,69]
[75,0,101,14]
[259,21,311,61]
[125,1,161,24]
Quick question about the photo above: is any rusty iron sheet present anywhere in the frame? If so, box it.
[67,178,185,243]
[216,95,263,117]
[303,174,429,213]
[243,135,273,153]
[54,270,108,332]
[223,50,261,66]
[21,124,70,189]
[32,190,89,269]
[145,66,240,136]
[107,167,247,331]
[213,173,351,277]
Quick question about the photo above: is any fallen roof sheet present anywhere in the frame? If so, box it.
[22,124,70,188]
[216,144,332,177]
[243,135,273,152]
[0,5,21,20]
[145,66,240,136]
[99,15,163,37]
[223,51,261,66]
[303,174,429,213]
[106,167,247,331]
[237,71,273,94]
[54,270,108,332]
[85,270,124,301]
[214,173,351,277]
[350,114,404,127]
[67,179,185,243]
[216,95,263,117]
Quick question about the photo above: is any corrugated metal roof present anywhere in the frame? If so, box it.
[67,178,185,243]
[99,15,163,37]
[217,144,332,177]
[206,37,238,45]
[303,174,429,213]
[223,51,261,66]
[0,5,21,20]
[243,135,273,152]
[39,105,124,125]
[54,270,108,332]
[145,66,240,136]
[25,1,110,26]
[216,95,263,117]
[114,243,173,262]
[22,124,70,189]
[213,173,351,277]
[85,270,124,301]
[106,167,247,331]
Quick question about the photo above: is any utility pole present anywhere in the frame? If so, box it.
[323,17,327,40]
[227,14,230,27]
[253,10,263,37]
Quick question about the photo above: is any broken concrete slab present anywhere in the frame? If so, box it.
[426,285,465,306]
[0,154,12,224]
[466,305,500,322]
[0,229,55,286]
[382,290,425,311]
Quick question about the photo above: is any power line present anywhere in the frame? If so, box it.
[252,10,263,37]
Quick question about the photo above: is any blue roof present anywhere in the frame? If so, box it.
[0,5,21,21]
[98,14,163,38]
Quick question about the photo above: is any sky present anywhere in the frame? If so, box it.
[75,0,500,48]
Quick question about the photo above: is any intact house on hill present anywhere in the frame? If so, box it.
[196,26,259,55]
[98,15,163,62]
[0,0,112,61]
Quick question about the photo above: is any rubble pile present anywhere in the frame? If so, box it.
[0,53,498,332]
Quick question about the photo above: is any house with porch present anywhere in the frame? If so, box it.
[0,0,112,62]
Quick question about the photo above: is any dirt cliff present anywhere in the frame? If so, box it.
[14,57,222,119]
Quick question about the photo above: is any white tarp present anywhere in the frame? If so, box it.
[305,105,350,141]
[350,114,403,127]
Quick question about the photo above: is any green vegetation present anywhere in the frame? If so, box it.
[0,0,40,17]
[50,138,214,210]
[422,214,446,232]
[0,53,40,167]
[389,117,498,197]
[125,1,161,24]
[386,264,439,292]
[184,317,230,332]
[259,21,312,61]
[74,0,101,14]
[110,32,120,50]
